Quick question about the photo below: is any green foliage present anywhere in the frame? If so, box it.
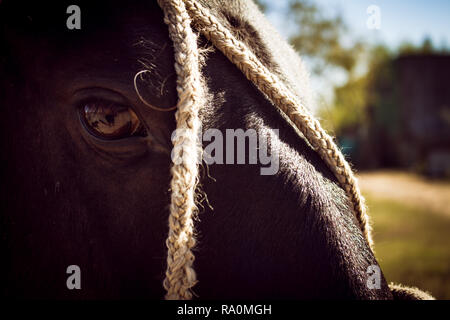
[366,45,397,128]
[319,44,396,137]
[287,0,362,74]
[255,0,363,75]
[319,75,368,134]
[325,38,449,137]
[256,1,449,141]
[399,36,449,55]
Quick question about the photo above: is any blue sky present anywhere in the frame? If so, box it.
[266,0,450,49]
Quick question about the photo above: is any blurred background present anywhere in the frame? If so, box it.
[256,0,450,299]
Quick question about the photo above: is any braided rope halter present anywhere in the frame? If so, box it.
[156,0,373,300]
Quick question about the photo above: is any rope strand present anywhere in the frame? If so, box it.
[157,0,204,300]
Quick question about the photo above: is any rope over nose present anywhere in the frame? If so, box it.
[157,0,373,300]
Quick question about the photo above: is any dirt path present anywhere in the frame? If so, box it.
[357,171,450,217]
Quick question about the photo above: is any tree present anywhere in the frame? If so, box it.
[256,0,363,75]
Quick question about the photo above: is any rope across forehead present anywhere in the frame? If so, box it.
[157,0,373,300]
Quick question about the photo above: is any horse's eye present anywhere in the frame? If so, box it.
[80,101,147,140]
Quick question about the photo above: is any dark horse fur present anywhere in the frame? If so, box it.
[0,0,399,299]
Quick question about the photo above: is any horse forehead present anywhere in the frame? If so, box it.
[7,3,174,85]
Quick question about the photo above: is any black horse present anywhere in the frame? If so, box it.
[0,0,424,299]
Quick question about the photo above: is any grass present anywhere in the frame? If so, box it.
[366,194,450,299]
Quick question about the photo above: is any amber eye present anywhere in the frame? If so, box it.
[80,101,147,140]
